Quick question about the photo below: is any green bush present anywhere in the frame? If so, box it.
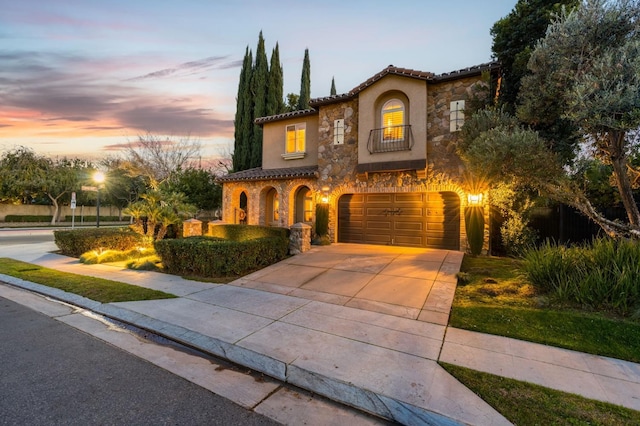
[315,204,329,237]
[155,233,289,278]
[523,238,640,316]
[208,224,289,241]
[64,215,125,222]
[54,227,149,257]
[4,215,54,222]
[79,247,152,264]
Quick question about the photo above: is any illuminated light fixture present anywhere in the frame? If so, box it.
[467,193,483,206]
[321,186,330,204]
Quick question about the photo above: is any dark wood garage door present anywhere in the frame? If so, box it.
[338,192,460,249]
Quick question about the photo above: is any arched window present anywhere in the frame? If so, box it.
[381,99,405,142]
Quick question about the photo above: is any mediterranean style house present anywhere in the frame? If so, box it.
[218,62,499,251]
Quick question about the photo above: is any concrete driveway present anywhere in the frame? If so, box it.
[232,243,464,325]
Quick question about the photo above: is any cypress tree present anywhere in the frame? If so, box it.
[297,48,311,110]
[266,43,284,116]
[250,31,268,168]
[330,77,336,95]
[232,47,253,172]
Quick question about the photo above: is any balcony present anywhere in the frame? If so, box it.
[367,125,414,154]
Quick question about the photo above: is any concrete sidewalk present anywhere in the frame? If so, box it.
[1,239,639,424]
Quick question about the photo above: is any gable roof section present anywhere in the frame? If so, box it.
[217,165,318,183]
[255,61,500,123]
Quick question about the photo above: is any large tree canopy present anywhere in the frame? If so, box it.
[0,146,88,224]
[491,0,580,163]
[462,0,640,240]
[519,0,640,230]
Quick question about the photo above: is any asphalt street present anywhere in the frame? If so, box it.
[0,295,280,426]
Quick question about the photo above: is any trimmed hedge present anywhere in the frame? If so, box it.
[155,225,290,277]
[4,214,125,223]
[54,227,148,257]
[208,223,289,241]
[64,215,124,222]
[4,215,54,222]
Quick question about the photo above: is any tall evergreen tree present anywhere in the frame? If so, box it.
[232,47,253,172]
[330,77,336,96]
[250,31,269,168]
[297,48,311,110]
[266,43,284,116]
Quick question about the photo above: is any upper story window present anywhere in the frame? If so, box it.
[282,123,306,160]
[450,100,465,132]
[367,98,413,154]
[382,99,405,142]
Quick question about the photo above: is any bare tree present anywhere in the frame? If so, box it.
[121,133,201,188]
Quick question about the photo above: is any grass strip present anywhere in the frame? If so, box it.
[453,255,640,363]
[0,258,176,303]
[440,363,640,425]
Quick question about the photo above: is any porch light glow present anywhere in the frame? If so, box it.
[321,186,330,204]
[467,193,483,206]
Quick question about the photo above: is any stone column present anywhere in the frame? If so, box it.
[289,222,311,254]
[182,218,202,237]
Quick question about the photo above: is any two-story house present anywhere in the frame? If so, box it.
[218,62,499,251]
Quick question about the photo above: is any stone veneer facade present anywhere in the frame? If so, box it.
[220,64,496,252]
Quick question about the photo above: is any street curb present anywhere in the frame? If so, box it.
[0,274,466,425]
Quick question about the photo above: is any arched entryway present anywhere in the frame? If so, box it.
[294,186,313,224]
[265,187,279,225]
[237,191,248,224]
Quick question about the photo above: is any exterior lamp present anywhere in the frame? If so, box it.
[94,171,105,228]
[321,186,330,204]
[467,193,483,206]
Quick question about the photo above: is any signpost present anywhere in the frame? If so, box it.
[71,192,76,228]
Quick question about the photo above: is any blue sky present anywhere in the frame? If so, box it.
[0,0,516,165]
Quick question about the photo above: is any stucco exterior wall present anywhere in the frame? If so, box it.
[261,115,319,170]
[357,75,428,166]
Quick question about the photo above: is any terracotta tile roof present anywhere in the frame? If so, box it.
[254,108,317,125]
[431,61,500,82]
[217,165,318,182]
[260,61,501,117]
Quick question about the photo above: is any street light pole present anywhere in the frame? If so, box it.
[93,171,105,228]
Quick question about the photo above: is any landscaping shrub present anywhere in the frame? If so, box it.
[4,215,54,223]
[315,204,329,237]
[523,238,640,316]
[64,215,125,222]
[208,224,289,241]
[79,247,152,264]
[54,227,149,257]
[155,233,289,278]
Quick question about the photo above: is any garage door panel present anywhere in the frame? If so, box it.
[395,221,424,231]
[397,207,423,217]
[394,235,425,246]
[338,192,459,249]
[394,193,424,202]
[366,194,394,203]
[368,220,392,230]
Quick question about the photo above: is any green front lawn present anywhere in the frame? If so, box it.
[0,258,176,303]
[451,255,640,363]
[441,363,640,426]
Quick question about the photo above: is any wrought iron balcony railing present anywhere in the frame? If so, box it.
[367,125,414,154]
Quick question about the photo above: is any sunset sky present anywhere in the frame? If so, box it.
[0,0,516,166]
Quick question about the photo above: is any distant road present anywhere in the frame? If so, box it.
[0,296,280,426]
[0,230,55,245]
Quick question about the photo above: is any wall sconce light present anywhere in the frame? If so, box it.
[467,193,483,206]
[321,186,330,204]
